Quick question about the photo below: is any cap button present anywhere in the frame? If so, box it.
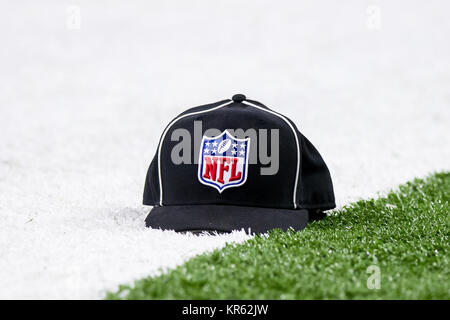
[232,94,246,103]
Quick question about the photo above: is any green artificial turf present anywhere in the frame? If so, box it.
[107,172,449,299]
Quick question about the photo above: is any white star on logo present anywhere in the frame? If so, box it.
[205,142,210,147]
[212,141,218,147]
[232,143,238,148]
[212,149,217,154]
[239,150,245,156]
[240,143,246,149]
[204,148,209,154]
[232,150,237,155]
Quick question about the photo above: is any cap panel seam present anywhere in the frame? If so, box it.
[157,100,233,206]
[242,101,300,209]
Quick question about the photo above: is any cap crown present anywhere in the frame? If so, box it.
[144,98,335,210]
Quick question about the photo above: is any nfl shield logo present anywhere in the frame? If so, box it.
[198,130,250,193]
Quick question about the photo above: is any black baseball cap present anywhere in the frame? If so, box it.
[143,94,335,234]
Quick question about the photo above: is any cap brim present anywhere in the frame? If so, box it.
[145,204,309,234]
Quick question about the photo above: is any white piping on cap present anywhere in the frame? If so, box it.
[157,100,233,206]
[242,101,300,209]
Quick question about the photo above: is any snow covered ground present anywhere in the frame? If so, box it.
[0,1,449,299]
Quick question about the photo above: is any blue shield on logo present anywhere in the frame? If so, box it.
[197,130,250,193]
